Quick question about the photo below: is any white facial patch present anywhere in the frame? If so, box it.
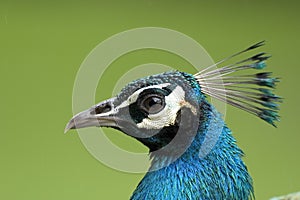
[116,83,171,110]
[136,86,193,129]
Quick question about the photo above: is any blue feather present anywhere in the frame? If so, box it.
[131,73,254,200]
[65,42,281,200]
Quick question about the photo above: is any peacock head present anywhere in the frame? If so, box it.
[65,71,203,153]
[65,41,281,155]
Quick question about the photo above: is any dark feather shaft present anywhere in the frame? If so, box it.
[195,41,281,126]
[195,41,266,76]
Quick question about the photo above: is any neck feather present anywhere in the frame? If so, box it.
[131,101,254,200]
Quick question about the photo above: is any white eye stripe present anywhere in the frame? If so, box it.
[137,86,186,129]
[116,83,171,110]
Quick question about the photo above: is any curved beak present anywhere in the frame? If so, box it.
[64,98,117,133]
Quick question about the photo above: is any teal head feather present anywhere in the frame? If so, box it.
[65,41,281,199]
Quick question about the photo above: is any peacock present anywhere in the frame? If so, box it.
[65,41,282,199]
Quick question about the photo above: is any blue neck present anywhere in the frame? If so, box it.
[131,102,254,200]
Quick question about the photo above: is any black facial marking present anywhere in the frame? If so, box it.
[162,84,177,94]
[109,72,206,154]
[138,87,172,98]
[128,86,176,124]
[139,102,201,153]
[145,101,209,154]
[129,102,148,123]
[139,110,181,152]
[91,102,112,115]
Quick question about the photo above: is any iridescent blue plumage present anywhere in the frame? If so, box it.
[130,72,253,200]
[65,42,281,200]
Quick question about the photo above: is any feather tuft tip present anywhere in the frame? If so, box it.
[194,41,282,127]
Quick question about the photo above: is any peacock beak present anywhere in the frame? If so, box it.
[64,98,117,133]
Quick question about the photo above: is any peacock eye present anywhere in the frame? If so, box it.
[141,95,165,114]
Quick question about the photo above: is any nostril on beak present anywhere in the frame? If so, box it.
[91,102,112,115]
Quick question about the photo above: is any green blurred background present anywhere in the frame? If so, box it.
[1,0,299,199]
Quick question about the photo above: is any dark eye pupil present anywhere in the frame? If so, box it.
[148,97,161,107]
[143,96,164,114]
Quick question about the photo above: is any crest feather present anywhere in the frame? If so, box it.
[194,41,282,126]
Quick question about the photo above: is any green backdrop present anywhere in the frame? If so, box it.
[1,0,299,199]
